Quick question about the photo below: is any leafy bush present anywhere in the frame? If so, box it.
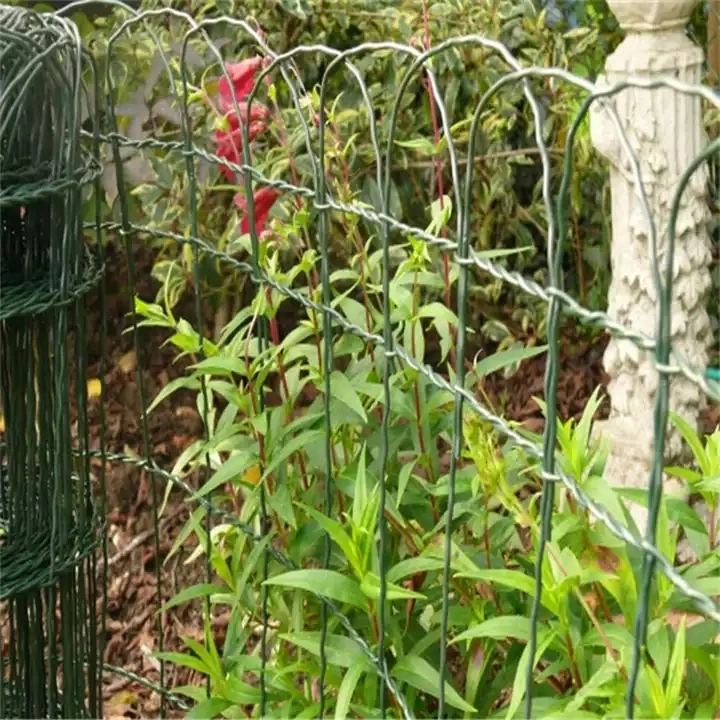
[80,0,631,348]
[147,324,720,718]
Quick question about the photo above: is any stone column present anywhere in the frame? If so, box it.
[590,0,713,534]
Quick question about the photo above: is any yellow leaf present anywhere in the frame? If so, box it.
[118,349,137,375]
[203,79,219,96]
[87,378,102,399]
[243,463,262,486]
[107,690,137,706]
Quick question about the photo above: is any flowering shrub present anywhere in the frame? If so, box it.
[216,58,266,114]
[234,186,281,237]
[211,57,280,236]
[213,111,268,182]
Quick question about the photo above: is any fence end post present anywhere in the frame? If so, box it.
[589,0,714,546]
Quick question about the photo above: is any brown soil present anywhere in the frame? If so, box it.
[84,244,209,718]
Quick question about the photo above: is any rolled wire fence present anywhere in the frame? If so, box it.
[0,1,719,718]
[0,7,105,718]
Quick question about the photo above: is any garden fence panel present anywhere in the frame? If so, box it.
[0,1,718,718]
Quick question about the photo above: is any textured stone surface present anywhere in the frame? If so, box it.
[606,0,699,30]
[590,0,712,536]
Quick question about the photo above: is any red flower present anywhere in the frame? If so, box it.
[213,105,271,181]
[234,187,280,236]
[218,57,267,114]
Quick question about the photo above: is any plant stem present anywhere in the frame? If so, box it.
[564,632,583,690]
[266,292,311,490]
[421,0,456,371]
[410,270,439,522]
[710,506,717,552]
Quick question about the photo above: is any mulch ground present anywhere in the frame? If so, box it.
[83,244,206,718]
[3,240,717,718]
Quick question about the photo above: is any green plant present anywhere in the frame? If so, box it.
[125,35,559,716]
[666,414,720,557]
[140,291,720,717]
[131,74,720,711]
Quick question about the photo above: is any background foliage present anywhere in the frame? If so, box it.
[68,0,629,346]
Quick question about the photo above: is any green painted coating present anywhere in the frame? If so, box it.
[0,5,104,718]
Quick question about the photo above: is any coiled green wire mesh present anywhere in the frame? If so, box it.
[0,6,105,718]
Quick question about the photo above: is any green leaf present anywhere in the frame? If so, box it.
[664,616,686,711]
[162,583,225,612]
[386,557,446,585]
[269,483,297,529]
[182,635,223,680]
[186,698,232,719]
[220,674,263,705]
[474,345,547,377]
[391,655,476,714]
[475,246,534,260]
[172,685,207,703]
[564,659,618,712]
[505,627,557,720]
[394,137,438,155]
[453,569,537,598]
[664,466,702,485]
[668,412,708,472]
[234,534,271,605]
[166,506,206,562]
[280,632,369,669]
[360,572,426,601]
[396,462,415,507]
[429,195,453,234]
[646,664,667,717]
[583,475,628,526]
[299,504,363,577]
[353,445,369,528]
[190,355,247,377]
[335,658,367,720]
[575,385,606,450]
[263,569,366,608]
[416,302,458,326]
[263,429,325,482]
[191,451,255,500]
[451,615,532,645]
[690,576,720,595]
[154,650,210,676]
[148,376,200,414]
[695,475,720,494]
[664,497,708,535]
[328,371,367,422]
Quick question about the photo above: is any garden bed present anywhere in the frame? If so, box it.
[87,240,718,718]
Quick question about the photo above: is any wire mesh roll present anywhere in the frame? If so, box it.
[0,7,105,718]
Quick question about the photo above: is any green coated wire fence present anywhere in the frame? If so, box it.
[1,1,720,718]
[0,7,105,718]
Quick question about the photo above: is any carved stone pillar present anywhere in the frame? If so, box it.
[590,0,713,534]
